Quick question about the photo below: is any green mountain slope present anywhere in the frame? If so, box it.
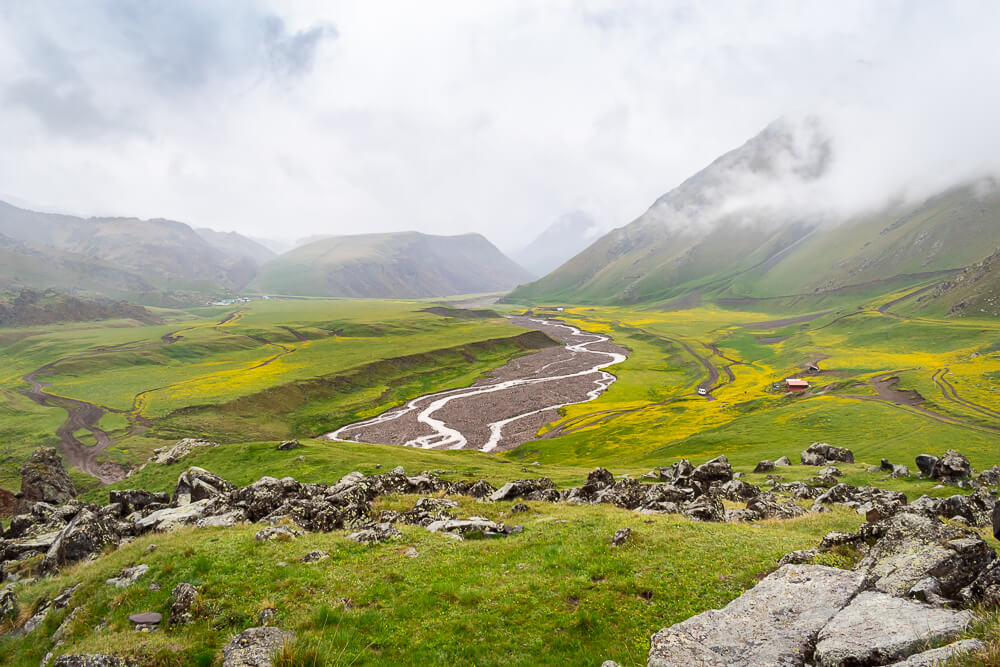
[251,231,534,298]
[904,247,1000,317]
[506,119,1000,308]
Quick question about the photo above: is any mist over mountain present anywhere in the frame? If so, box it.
[195,228,277,266]
[511,211,602,276]
[252,231,534,298]
[506,119,1000,307]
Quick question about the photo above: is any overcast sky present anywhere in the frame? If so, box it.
[1,1,998,251]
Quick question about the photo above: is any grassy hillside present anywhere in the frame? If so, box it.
[251,232,534,298]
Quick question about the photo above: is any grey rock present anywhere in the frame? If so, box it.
[801,442,854,465]
[276,440,300,450]
[426,518,499,537]
[818,466,841,477]
[718,479,760,502]
[129,611,162,631]
[858,512,996,598]
[196,509,246,528]
[813,591,973,667]
[489,478,556,502]
[777,549,817,566]
[105,564,149,588]
[937,487,996,527]
[724,508,761,523]
[800,450,827,466]
[510,503,529,513]
[931,449,971,482]
[648,565,863,667]
[149,438,218,465]
[301,550,329,563]
[347,522,402,544]
[682,495,724,522]
[107,490,169,517]
[173,467,234,505]
[14,447,77,514]
[746,493,808,520]
[691,455,733,486]
[886,639,986,666]
[254,525,303,542]
[752,460,775,473]
[412,497,459,512]
[611,527,631,546]
[0,584,16,621]
[258,607,276,626]
[169,583,198,626]
[222,626,295,667]
[53,656,139,667]
[978,465,1000,487]
[915,454,939,478]
[134,499,211,532]
[42,509,121,572]
[774,456,791,466]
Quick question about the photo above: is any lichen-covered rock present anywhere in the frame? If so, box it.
[886,639,986,667]
[746,493,808,520]
[346,522,402,544]
[858,512,996,598]
[915,454,939,477]
[14,447,76,514]
[690,455,733,487]
[774,456,791,466]
[254,525,303,542]
[108,490,169,516]
[149,438,218,465]
[173,467,234,505]
[718,479,760,502]
[276,440,300,451]
[648,565,863,667]
[978,465,1000,487]
[42,509,121,572]
[169,583,198,626]
[105,564,149,588]
[301,550,329,563]
[0,584,16,621]
[222,626,295,667]
[610,527,631,546]
[53,656,140,667]
[134,499,211,532]
[813,591,973,667]
[682,494,724,522]
[752,460,775,473]
[489,478,555,502]
[936,487,996,526]
[800,442,854,465]
[931,449,972,482]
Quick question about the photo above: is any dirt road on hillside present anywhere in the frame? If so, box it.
[323,317,628,452]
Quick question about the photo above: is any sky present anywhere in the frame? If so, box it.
[0,1,998,252]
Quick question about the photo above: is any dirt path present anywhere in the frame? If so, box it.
[19,311,242,484]
[323,317,628,452]
[932,368,1000,421]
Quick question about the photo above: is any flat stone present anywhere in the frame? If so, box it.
[648,565,863,666]
[886,639,986,666]
[128,612,162,625]
[134,500,210,532]
[814,592,974,666]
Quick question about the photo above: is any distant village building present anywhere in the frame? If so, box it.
[786,378,810,392]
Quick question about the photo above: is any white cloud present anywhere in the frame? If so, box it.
[0,1,998,248]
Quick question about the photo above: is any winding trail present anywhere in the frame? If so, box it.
[19,311,244,483]
[931,368,1000,421]
[323,317,627,452]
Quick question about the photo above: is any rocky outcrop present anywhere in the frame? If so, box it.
[148,439,219,466]
[222,626,295,667]
[490,478,558,502]
[42,509,122,572]
[169,583,198,626]
[13,447,76,514]
[648,565,863,667]
[346,522,402,544]
[915,454,938,477]
[173,467,234,505]
[887,640,986,667]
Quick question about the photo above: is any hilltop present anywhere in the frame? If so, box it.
[506,120,1000,310]
[251,231,533,298]
[511,210,600,276]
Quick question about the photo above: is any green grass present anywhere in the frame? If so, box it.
[0,495,865,667]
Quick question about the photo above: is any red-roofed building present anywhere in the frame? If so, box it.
[786,378,810,392]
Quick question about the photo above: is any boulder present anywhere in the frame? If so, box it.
[931,449,972,482]
[800,442,854,465]
[222,626,295,667]
[14,447,76,514]
[301,550,329,563]
[173,467,234,505]
[777,549,817,566]
[169,583,198,626]
[0,584,16,620]
[774,456,791,466]
[886,639,986,667]
[412,497,459,513]
[276,440,300,450]
[489,478,556,502]
[53,657,140,667]
[690,455,733,486]
[752,460,775,473]
[134,499,211,532]
[459,479,496,499]
[254,525,303,542]
[426,517,517,538]
[858,512,996,598]
[718,479,760,502]
[813,591,973,667]
[108,490,169,517]
[937,487,995,526]
[346,522,402,544]
[149,438,218,465]
[648,565,863,667]
[978,465,1000,487]
[818,466,841,477]
[42,509,121,572]
[959,558,1000,606]
[585,467,615,488]
[682,495,724,522]
[105,564,149,588]
[196,509,246,528]
[610,527,631,546]
[746,493,808,520]
[915,454,939,478]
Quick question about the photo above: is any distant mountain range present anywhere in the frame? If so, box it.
[511,210,601,276]
[252,231,534,298]
[506,119,1000,312]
